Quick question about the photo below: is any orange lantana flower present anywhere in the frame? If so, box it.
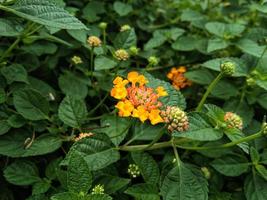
[167,66,192,90]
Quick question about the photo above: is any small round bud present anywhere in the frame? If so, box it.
[201,167,211,179]
[87,36,102,47]
[220,61,235,76]
[99,22,107,29]
[148,56,159,66]
[91,184,105,195]
[161,106,189,133]
[71,55,83,65]
[262,122,267,135]
[127,164,140,178]
[120,24,131,32]
[224,112,243,130]
[246,77,256,86]
[129,46,139,56]
[115,49,129,61]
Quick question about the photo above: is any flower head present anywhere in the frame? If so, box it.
[99,22,107,29]
[224,112,243,130]
[91,184,105,195]
[71,55,83,65]
[110,71,167,125]
[220,61,235,76]
[167,66,192,90]
[262,122,267,135]
[87,36,102,47]
[128,164,140,178]
[129,46,139,56]
[161,106,189,132]
[148,56,159,66]
[115,49,129,61]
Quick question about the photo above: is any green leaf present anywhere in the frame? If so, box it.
[96,175,130,194]
[13,89,49,121]
[256,165,267,181]
[0,120,11,135]
[0,18,23,37]
[211,155,249,176]
[236,39,266,58]
[67,150,92,193]
[95,56,118,71]
[58,72,88,99]
[66,134,120,171]
[144,72,186,109]
[133,122,164,141]
[7,114,27,128]
[0,88,6,104]
[1,0,87,29]
[203,104,225,122]
[82,1,105,23]
[22,42,57,56]
[205,22,245,37]
[125,183,160,200]
[131,152,160,185]
[161,163,208,200]
[245,173,267,200]
[185,69,215,85]
[172,36,196,51]
[250,147,260,164]
[100,115,131,146]
[58,96,88,128]
[224,129,249,154]
[1,64,29,84]
[32,179,50,195]
[211,80,239,100]
[202,57,249,77]
[207,38,229,53]
[114,29,137,49]
[173,112,223,141]
[4,160,40,186]
[86,194,113,200]
[67,29,89,43]
[145,31,167,50]
[51,192,80,200]
[0,131,62,157]
[113,1,133,16]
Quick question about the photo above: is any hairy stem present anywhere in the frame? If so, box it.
[196,72,224,111]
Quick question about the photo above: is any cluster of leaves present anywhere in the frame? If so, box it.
[1,0,267,200]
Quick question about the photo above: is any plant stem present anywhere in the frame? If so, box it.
[0,37,21,64]
[88,92,109,115]
[118,131,263,152]
[90,47,94,80]
[172,139,181,167]
[142,125,166,150]
[196,72,224,111]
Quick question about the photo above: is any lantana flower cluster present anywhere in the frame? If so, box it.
[167,66,192,90]
[110,71,168,125]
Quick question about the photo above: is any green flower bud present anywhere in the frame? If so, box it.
[128,164,140,178]
[71,55,83,65]
[148,56,159,66]
[99,22,107,29]
[246,77,256,86]
[129,46,139,56]
[91,184,105,195]
[120,24,131,32]
[220,61,235,76]
[201,167,211,179]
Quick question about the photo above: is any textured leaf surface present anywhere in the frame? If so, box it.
[2,0,87,29]
[125,183,160,200]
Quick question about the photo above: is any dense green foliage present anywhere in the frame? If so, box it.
[1,0,267,199]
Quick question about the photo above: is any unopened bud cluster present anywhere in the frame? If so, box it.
[224,112,243,130]
[115,49,129,61]
[91,184,104,194]
[128,164,140,178]
[120,24,131,32]
[148,56,159,66]
[220,61,235,76]
[161,106,189,132]
[87,36,102,47]
[71,55,83,65]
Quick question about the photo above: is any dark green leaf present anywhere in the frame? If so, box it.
[125,183,160,200]
[95,56,118,71]
[113,1,133,16]
[245,173,267,200]
[1,64,28,84]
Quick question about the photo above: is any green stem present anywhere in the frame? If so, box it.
[196,72,224,111]
[172,139,181,167]
[177,131,263,150]
[0,37,21,64]
[88,92,109,115]
[119,131,263,152]
[103,29,106,47]
[90,47,94,79]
